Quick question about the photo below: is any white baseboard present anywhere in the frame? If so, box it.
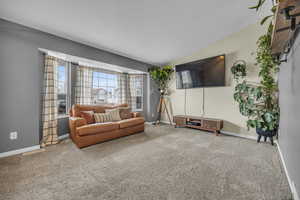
[0,134,69,159]
[160,120,176,125]
[0,145,40,158]
[145,121,177,126]
[145,121,155,125]
[58,134,69,140]
[275,141,299,200]
[220,130,257,141]
[146,121,175,125]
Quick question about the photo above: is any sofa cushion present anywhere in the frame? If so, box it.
[71,103,129,117]
[77,122,119,136]
[118,117,145,129]
[80,111,95,124]
[105,108,121,121]
[94,113,113,123]
[119,107,132,120]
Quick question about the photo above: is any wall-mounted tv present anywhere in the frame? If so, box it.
[175,55,225,89]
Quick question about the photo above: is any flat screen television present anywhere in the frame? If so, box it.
[175,55,225,89]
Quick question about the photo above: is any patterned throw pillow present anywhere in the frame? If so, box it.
[80,111,95,124]
[119,107,132,120]
[94,113,113,123]
[105,108,121,121]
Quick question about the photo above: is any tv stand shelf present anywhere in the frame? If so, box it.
[173,115,223,135]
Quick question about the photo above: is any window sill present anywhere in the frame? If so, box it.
[132,109,143,112]
[57,114,69,119]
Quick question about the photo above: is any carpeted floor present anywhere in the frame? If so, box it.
[0,125,292,200]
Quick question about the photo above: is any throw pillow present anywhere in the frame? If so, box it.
[105,108,121,121]
[80,111,95,124]
[119,107,132,120]
[94,113,113,123]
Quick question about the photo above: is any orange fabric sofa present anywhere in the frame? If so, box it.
[69,104,145,148]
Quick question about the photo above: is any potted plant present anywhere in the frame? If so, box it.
[232,5,280,144]
[149,65,174,124]
[149,65,174,95]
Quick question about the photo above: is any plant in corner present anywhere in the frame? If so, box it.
[232,1,280,145]
[149,65,174,124]
[149,65,174,95]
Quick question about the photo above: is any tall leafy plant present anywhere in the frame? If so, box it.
[149,65,174,95]
[232,2,280,132]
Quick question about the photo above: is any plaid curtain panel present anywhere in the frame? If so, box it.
[129,74,144,110]
[75,66,93,104]
[118,73,132,107]
[41,55,59,147]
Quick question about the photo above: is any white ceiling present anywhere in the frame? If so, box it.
[0,0,269,65]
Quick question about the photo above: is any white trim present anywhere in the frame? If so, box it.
[160,120,176,125]
[133,109,143,111]
[276,141,299,200]
[0,134,70,158]
[57,114,69,119]
[0,145,40,158]
[58,134,69,140]
[145,121,156,125]
[220,130,257,141]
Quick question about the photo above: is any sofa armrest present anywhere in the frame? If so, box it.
[70,117,87,127]
[131,112,141,118]
[69,117,87,137]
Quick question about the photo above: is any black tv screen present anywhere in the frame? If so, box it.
[175,55,225,89]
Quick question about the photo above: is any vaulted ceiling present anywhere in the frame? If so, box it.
[0,0,268,65]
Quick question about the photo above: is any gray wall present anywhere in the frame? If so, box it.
[278,31,300,197]
[0,18,159,153]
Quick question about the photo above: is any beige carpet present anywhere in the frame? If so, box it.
[0,125,292,200]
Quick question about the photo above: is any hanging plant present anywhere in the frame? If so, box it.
[231,60,247,82]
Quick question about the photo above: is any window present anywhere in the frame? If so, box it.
[130,75,143,111]
[92,72,119,104]
[57,61,70,116]
[91,72,144,111]
[54,56,144,113]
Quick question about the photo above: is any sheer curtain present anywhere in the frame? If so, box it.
[41,55,59,147]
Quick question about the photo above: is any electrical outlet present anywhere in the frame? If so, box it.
[10,131,18,140]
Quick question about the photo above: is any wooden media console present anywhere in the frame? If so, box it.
[173,115,223,135]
